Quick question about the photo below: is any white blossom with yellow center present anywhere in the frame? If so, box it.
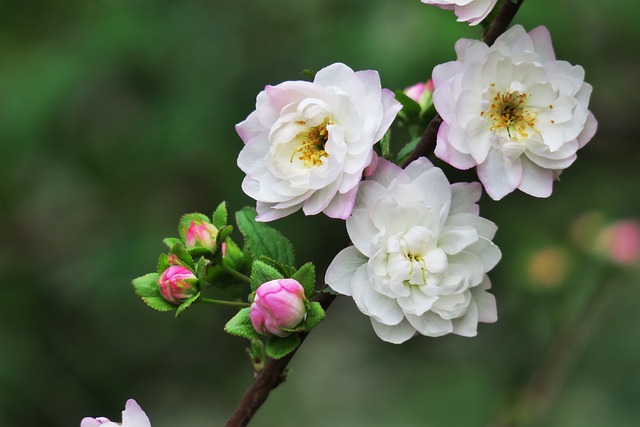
[237,63,401,221]
[433,25,597,200]
[326,158,501,343]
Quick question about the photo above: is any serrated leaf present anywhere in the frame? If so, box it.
[212,201,228,229]
[178,213,211,241]
[259,256,297,278]
[225,307,261,339]
[236,207,296,267]
[251,260,284,292]
[292,262,315,297]
[396,137,421,164]
[299,301,325,331]
[265,334,301,359]
[132,273,161,298]
[170,243,195,270]
[163,237,181,250]
[157,254,170,275]
[216,225,233,247]
[175,292,201,317]
[142,296,176,312]
[195,258,208,285]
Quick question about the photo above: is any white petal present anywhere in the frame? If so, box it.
[405,312,453,337]
[122,399,151,427]
[439,226,479,254]
[451,300,479,337]
[477,149,523,200]
[450,182,481,215]
[370,318,416,344]
[325,246,367,296]
[518,158,553,198]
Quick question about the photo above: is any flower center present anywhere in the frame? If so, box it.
[290,119,332,167]
[483,90,537,140]
[407,252,428,285]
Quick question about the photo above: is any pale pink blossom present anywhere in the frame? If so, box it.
[81,399,151,427]
[250,279,307,337]
[237,63,401,221]
[432,25,597,200]
[421,0,498,26]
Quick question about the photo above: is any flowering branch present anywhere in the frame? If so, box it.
[225,292,336,427]
[401,0,526,168]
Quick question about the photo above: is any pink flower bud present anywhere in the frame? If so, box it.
[158,265,199,305]
[403,79,434,110]
[597,220,640,266]
[250,279,307,337]
[185,220,218,250]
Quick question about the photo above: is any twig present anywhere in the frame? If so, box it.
[225,2,527,425]
[401,0,526,168]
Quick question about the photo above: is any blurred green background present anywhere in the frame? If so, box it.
[1,0,639,426]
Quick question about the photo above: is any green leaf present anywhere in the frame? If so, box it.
[163,237,181,250]
[225,307,261,339]
[206,264,248,300]
[236,207,296,266]
[292,262,316,297]
[170,243,196,270]
[258,256,297,278]
[380,129,391,159]
[178,213,211,241]
[132,273,175,312]
[157,254,170,275]
[396,137,421,165]
[251,260,284,293]
[195,258,208,285]
[299,301,325,331]
[175,292,201,317]
[300,69,316,80]
[212,201,228,229]
[216,225,233,247]
[265,334,301,359]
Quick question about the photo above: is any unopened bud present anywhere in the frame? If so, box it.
[250,279,306,337]
[158,265,199,305]
[403,79,434,110]
[185,220,218,250]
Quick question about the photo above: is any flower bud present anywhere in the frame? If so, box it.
[250,279,307,337]
[185,220,218,250]
[403,79,434,111]
[158,265,199,305]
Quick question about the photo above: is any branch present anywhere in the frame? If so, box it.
[225,2,527,425]
[401,0,526,168]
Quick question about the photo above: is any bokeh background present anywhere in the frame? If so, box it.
[1,1,639,426]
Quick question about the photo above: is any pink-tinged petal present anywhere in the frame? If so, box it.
[323,184,359,219]
[435,122,477,170]
[518,159,554,198]
[455,0,497,25]
[122,400,151,427]
[255,201,300,222]
[528,25,556,62]
[370,318,416,344]
[477,149,523,200]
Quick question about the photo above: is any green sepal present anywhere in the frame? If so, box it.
[175,292,200,317]
[170,243,196,270]
[236,207,296,267]
[132,273,175,312]
[292,262,315,298]
[251,260,284,293]
[225,307,261,339]
[395,90,421,122]
[178,213,211,241]
[212,201,228,229]
[222,237,245,271]
[300,69,316,80]
[195,257,209,286]
[299,301,325,331]
[265,334,301,359]
[396,137,421,165]
[163,237,182,250]
[157,254,171,275]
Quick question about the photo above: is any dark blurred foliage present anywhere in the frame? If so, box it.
[1,1,639,426]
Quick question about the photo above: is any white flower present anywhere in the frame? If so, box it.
[325,158,501,343]
[421,0,498,26]
[237,63,401,221]
[432,25,597,200]
[81,399,151,427]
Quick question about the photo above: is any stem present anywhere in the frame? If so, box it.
[225,292,336,427]
[401,0,526,168]
[222,264,252,284]
[225,2,527,425]
[200,297,251,308]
